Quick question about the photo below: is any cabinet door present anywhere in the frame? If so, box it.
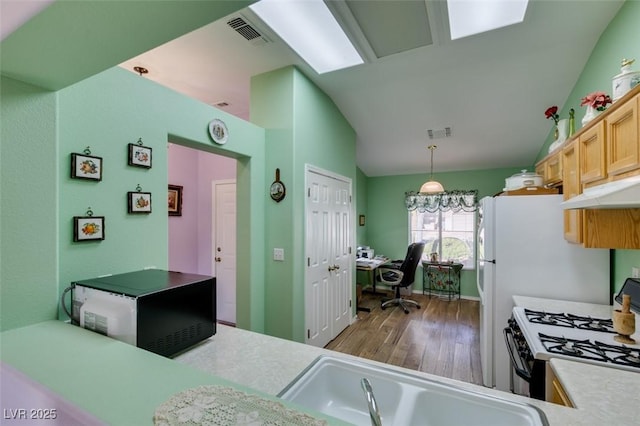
[535,160,545,182]
[562,141,582,243]
[545,152,562,185]
[607,93,639,177]
[579,121,606,185]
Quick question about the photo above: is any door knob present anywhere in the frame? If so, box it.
[328,265,335,272]
[215,257,221,262]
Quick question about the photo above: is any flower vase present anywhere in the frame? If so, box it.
[549,119,568,153]
[556,119,568,144]
[581,106,599,126]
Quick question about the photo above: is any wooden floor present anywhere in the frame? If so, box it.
[325,291,483,386]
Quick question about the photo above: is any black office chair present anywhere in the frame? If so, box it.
[377,242,426,314]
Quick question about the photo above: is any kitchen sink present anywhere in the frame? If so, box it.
[278,356,548,426]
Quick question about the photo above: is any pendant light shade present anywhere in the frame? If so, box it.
[420,180,445,193]
[420,145,444,194]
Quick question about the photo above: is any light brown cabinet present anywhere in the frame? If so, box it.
[607,92,639,178]
[535,152,562,187]
[535,86,640,248]
[562,140,582,243]
[579,121,607,187]
[550,378,573,407]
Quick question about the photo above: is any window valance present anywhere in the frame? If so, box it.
[405,190,479,213]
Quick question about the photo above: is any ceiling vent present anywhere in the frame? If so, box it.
[227,15,271,46]
[428,127,452,139]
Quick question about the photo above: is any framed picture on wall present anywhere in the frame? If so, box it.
[71,153,102,181]
[128,143,152,168]
[128,191,152,214]
[73,216,105,242]
[168,185,183,216]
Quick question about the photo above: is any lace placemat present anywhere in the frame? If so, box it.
[154,385,328,426]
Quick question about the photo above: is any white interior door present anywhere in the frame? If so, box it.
[331,181,351,336]
[213,180,236,325]
[305,167,352,347]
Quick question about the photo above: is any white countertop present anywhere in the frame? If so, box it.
[176,324,618,426]
[3,318,638,425]
[550,358,640,426]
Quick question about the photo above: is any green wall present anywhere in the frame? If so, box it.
[536,0,640,292]
[251,67,357,341]
[0,79,58,330]
[356,167,369,246]
[366,167,526,298]
[1,67,268,333]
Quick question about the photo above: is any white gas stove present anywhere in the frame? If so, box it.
[512,306,640,372]
[503,278,640,400]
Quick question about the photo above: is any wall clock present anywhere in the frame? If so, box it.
[208,119,228,145]
[270,168,286,203]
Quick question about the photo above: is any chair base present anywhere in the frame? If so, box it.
[381,297,420,314]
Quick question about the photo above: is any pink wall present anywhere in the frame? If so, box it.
[168,143,236,275]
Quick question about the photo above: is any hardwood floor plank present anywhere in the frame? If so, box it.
[325,293,483,386]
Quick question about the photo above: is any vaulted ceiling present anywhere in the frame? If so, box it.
[2,1,626,177]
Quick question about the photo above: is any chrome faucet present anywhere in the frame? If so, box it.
[361,378,382,426]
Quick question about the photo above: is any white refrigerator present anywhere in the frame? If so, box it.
[476,194,609,392]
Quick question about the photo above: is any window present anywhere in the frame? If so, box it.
[409,209,476,269]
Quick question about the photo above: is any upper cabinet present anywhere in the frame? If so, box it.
[579,121,606,186]
[562,140,582,244]
[607,94,639,178]
[535,85,640,248]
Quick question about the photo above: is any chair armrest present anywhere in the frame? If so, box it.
[377,268,404,285]
[386,260,403,270]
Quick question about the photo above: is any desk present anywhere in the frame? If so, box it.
[356,257,389,312]
[422,261,463,300]
[356,257,389,293]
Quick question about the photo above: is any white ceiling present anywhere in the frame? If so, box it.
[4,1,625,177]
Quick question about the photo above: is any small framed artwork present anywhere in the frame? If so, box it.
[128,191,152,214]
[128,143,152,169]
[359,215,366,226]
[168,185,183,216]
[73,216,105,242]
[71,153,102,181]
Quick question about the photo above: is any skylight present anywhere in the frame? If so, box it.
[249,0,364,74]
[447,0,529,40]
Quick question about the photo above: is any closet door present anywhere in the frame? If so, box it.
[305,167,352,347]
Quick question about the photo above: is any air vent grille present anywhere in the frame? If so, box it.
[428,127,452,139]
[227,16,270,46]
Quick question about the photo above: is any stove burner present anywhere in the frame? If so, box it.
[560,341,582,355]
[567,313,615,333]
[594,341,640,368]
[623,353,640,365]
[538,333,608,362]
[525,309,574,328]
[525,309,616,333]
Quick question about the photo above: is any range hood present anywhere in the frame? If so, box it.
[562,175,640,209]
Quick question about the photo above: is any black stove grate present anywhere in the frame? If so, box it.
[525,309,615,333]
[538,333,640,369]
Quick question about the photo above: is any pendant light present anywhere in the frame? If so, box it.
[420,145,445,194]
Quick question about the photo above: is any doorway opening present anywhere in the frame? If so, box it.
[167,142,237,325]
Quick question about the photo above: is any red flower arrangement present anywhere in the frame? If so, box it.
[580,91,612,111]
[544,106,559,125]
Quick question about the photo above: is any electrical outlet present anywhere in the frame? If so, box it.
[273,248,285,261]
[632,267,640,278]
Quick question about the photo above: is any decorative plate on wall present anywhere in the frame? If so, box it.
[208,119,228,145]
